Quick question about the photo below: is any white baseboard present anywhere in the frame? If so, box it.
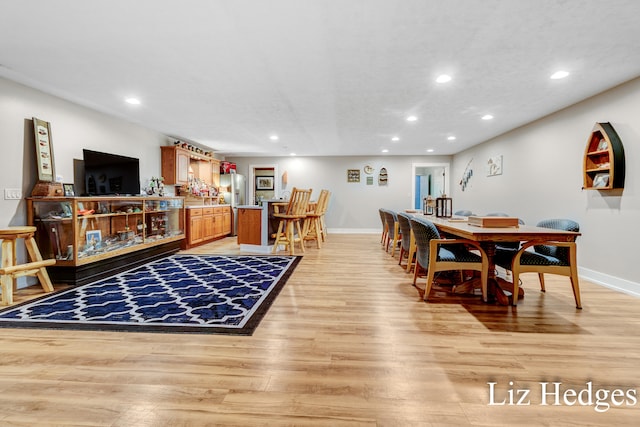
[239,244,274,254]
[328,228,380,234]
[579,267,640,298]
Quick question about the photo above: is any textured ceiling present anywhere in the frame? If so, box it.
[1,0,640,157]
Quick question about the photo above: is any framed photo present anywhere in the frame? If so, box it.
[256,176,274,190]
[593,173,610,188]
[347,169,360,183]
[63,183,75,197]
[32,117,56,182]
[86,230,102,246]
[597,138,608,151]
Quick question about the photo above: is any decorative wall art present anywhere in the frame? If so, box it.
[32,117,56,182]
[256,176,274,190]
[459,158,473,191]
[487,155,503,177]
[378,167,388,185]
[347,169,360,183]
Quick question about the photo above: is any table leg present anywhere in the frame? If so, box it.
[481,242,510,306]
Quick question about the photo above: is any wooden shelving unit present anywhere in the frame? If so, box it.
[583,122,625,190]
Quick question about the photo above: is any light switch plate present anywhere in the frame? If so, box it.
[4,188,22,200]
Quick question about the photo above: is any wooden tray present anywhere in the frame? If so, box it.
[468,216,520,228]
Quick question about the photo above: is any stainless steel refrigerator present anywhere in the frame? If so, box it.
[220,174,246,236]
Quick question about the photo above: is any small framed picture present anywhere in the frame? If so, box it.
[86,230,102,245]
[597,138,608,151]
[347,169,360,183]
[63,183,75,197]
[593,173,610,188]
[32,117,56,182]
[256,176,274,190]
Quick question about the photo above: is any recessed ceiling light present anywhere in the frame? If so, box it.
[550,70,570,79]
[125,97,141,105]
[447,136,456,141]
[436,74,452,83]
[481,114,494,120]
[269,135,279,141]
[406,115,418,122]
[391,136,400,142]
[382,149,389,153]
[426,149,434,153]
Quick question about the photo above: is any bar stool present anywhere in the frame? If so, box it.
[0,226,56,306]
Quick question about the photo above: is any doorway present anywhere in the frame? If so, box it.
[411,162,450,210]
[248,164,279,205]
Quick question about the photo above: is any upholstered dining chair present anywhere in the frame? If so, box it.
[382,210,401,257]
[379,209,389,248]
[409,217,488,302]
[272,187,312,255]
[396,212,415,271]
[494,218,581,308]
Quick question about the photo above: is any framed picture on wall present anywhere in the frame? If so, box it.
[256,176,274,190]
[32,117,56,182]
[347,169,360,183]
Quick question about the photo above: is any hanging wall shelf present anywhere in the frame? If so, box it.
[582,122,625,190]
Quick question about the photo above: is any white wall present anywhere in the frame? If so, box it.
[227,155,451,231]
[0,77,171,229]
[451,77,640,291]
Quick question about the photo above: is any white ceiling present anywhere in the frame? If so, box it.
[2,0,640,157]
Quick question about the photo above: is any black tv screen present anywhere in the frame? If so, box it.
[83,149,140,195]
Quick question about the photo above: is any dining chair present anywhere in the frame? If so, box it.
[379,209,389,248]
[409,217,488,302]
[303,189,329,248]
[382,210,401,257]
[494,218,582,308]
[396,212,415,270]
[318,190,331,242]
[272,187,312,255]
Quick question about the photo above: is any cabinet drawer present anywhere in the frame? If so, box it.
[203,207,215,215]
[188,208,203,217]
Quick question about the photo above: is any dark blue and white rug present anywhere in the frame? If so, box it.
[0,254,300,335]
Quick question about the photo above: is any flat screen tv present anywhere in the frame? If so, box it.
[83,149,140,195]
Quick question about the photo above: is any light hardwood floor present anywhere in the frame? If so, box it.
[2,234,640,426]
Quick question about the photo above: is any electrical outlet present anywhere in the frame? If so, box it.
[4,188,22,200]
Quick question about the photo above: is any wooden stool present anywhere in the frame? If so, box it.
[0,226,56,306]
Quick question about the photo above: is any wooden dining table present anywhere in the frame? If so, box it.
[410,214,581,304]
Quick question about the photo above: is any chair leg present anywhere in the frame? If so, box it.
[272,220,286,253]
[294,220,305,254]
[538,273,546,292]
[512,266,520,307]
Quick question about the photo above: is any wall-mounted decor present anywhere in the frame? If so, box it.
[378,167,388,185]
[366,176,374,185]
[583,122,625,190]
[256,176,274,190]
[487,155,502,176]
[459,158,473,191]
[347,169,360,183]
[32,117,56,182]
[364,165,374,175]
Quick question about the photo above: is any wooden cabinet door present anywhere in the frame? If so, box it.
[176,150,190,184]
[187,209,203,245]
[213,208,224,237]
[237,208,261,245]
[223,208,232,235]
